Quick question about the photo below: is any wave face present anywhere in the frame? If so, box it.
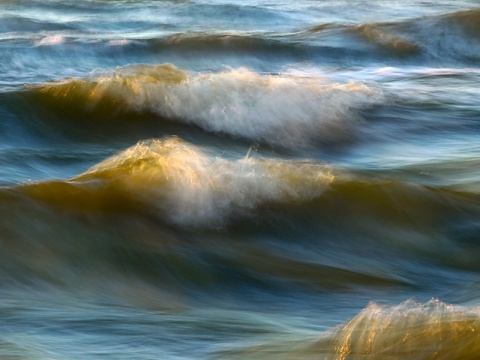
[2,1,480,359]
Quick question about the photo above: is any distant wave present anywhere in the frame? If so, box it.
[2,8,479,64]
[0,15,75,33]
[25,32,301,54]
[148,32,304,55]
[445,8,480,37]
[304,8,480,61]
[304,22,420,57]
[352,24,420,57]
[409,8,480,61]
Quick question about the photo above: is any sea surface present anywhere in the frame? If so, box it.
[1,1,480,359]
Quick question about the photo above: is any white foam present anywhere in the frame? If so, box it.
[88,65,384,147]
[34,35,65,46]
[108,39,132,46]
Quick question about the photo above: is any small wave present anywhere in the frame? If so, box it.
[302,21,420,59]
[221,299,480,359]
[412,8,480,62]
[323,299,480,359]
[0,16,75,33]
[353,24,420,57]
[151,32,298,54]
[445,8,480,38]
[307,23,336,34]
[303,8,480,62]
[401,8,480,61]
[31,64,383,147]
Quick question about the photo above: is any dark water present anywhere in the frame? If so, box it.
[2,1,480,358]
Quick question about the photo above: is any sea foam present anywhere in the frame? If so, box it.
[34,35,66,46]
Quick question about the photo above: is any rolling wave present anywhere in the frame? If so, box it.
[303,8,480,62]
[0,16,75,33]
[352,24,420,57]
[5,136,480,232]
[148,32,303,55]
[0,137,479,291]
[2,8,479,69]
[9,136,480,251]
[23,64,383,147]
[24,136,334,226]
[319,299,480,359]
[411,8,480,61]
[445,8,480,37]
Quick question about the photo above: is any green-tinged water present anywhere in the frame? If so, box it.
[1,1,480,358]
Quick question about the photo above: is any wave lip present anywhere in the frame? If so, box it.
[33,64,384,147]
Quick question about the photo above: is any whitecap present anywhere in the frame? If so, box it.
[34,35,66,46]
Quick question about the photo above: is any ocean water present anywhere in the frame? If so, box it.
[1,0,480,358]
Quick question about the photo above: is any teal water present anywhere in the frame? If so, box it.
[1,1,480,358]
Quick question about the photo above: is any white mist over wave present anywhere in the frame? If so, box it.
[153,68,383,146]
[75,137,334,226]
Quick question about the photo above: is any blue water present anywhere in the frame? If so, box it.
[1,1,480,358]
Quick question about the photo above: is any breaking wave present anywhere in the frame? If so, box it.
[26,64,383,147]
[24,137,334,227]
